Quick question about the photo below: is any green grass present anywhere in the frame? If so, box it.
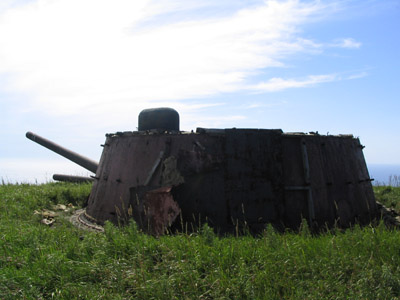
[1,183,400,299]
[375,185,400,211]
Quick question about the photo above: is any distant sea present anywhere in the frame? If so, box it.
[1,161,399,186]
[367,164,400,186]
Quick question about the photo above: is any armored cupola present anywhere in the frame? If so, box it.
[138,107,179,131]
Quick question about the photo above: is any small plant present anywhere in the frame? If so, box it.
[200,223,216,246]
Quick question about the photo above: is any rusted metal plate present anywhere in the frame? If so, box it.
[129,186,180,236]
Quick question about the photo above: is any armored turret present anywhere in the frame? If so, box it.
[27,108,378,235]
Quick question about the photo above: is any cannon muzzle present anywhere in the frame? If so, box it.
[26,131,98,173]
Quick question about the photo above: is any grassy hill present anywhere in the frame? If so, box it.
[1,182,400,299]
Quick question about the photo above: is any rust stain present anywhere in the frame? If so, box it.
[142,186,180,236]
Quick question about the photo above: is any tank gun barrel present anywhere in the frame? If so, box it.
[26,131,98,173]
[53,174,95,183]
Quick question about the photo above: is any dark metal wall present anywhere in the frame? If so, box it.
[282,134,376,229]
[86,129,377,234]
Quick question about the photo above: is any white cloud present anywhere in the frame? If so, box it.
[346,71,368,80]
[332,38,362,49]
[248,74,339,92]
[0,0,332,117]
[188,114,247,129]
[244,101,288,109]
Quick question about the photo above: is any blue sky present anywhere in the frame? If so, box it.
[0,0,399,183]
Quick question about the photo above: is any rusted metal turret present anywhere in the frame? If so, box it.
[27,108,378,235]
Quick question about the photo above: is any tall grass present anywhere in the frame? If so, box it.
[388,175,400,187]
[373,175,400,187]
[1,183,400,299]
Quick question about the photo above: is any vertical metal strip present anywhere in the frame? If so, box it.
[144,151,164,186]
[301,138,310,184]
[301,138,315,223]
